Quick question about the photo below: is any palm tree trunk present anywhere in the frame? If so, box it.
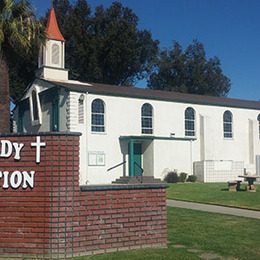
[0,55,11,133]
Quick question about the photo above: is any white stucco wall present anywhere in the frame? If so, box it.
[35,67,68,81]
[153,140,195,180]
[74,93,260,184]
[14,81,260,185]
[143,141,154,177]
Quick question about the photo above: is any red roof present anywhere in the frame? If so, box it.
[46,7,65,41]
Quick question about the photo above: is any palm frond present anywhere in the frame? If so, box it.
[0,0,46,57]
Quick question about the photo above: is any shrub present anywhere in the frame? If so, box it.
[179,172,187,182]
[164,171,179,183]
[187,175,197,182]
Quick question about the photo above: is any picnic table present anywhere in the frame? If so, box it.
[228,180,242,191]
[238,175,260,192]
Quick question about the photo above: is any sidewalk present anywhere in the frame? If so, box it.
[167,199,260,219]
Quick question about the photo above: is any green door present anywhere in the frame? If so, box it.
[133,143,142,176]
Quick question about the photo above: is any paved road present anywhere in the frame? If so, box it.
[167,199,260,219]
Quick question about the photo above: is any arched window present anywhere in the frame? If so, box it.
[223,110,233,138]
[185,107,195,136]
[78,94,84,124]
[51,99,59,131]
[91,99,105,132]
[52,44,60,65]
[32,90,39,121]
[141,103,153,134]
[258,114,260,139]
[29,88,42,125]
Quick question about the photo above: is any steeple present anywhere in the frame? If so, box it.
[36,6,68,81]
[46,7,65,42]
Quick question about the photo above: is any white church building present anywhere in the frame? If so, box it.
[13,7,260,184]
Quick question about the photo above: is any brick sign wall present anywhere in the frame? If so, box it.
[0,133,167,259]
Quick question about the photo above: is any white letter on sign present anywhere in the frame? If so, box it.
[13,143,24,160]
[0,140,12,158]
[10,171,22,189]
[22,171,35,189]
[1,171,10,188]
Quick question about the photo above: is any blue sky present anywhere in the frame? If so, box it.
[32,0,260,101]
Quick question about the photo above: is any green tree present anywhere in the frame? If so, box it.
[53,0,159,85]
[148,41,187,92]
[9,40,39,102]
[148,39,231,97]
[0,0,45,132]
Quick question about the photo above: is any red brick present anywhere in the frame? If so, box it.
[0,133,167,258]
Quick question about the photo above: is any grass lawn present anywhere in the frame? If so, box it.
[167,207,260,260]
[68,207,260,260]
[167,182,260,210]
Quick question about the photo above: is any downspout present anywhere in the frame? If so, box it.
[190,140,193,175]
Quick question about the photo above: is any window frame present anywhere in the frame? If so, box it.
[141,103,153,135]
[91,99,105,133]
[29,87,42,126]
[185,107,195,137]
[223,110,233,139]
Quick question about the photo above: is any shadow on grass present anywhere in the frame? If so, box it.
[221,188,246,192]
[221,188,229,191]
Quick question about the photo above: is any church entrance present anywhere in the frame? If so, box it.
[128,142,143,177]
[133,143,143,176]
[120,136,154,178]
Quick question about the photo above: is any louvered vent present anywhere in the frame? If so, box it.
[52,44,60,65]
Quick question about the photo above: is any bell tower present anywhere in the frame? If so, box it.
[36,6,68,81]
